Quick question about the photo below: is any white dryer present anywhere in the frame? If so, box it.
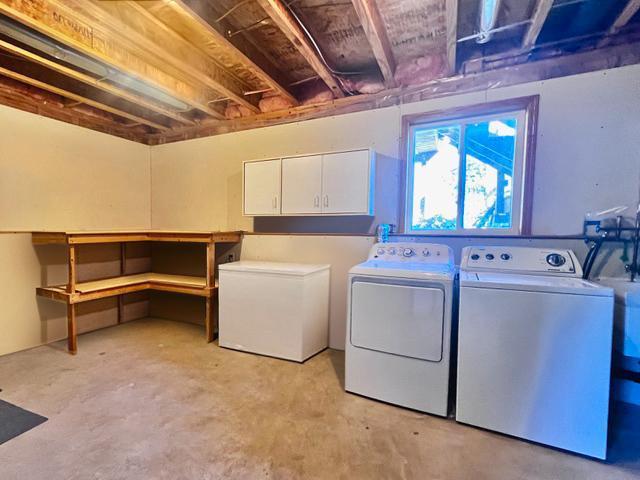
[456,246,614,459]
[345,242,455,416]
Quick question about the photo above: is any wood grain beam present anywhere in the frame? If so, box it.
[0,60,170,130]
[81,0,260,113]
[522,0,553,48]
[166,0,299,106]
[446,0,459,74]
[609,0,640,35]
[0,39,195,126]
[351,0,396,87]
[255,0,345,98]
[0,0,224,118]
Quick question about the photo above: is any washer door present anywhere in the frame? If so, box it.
[350,281,444,361]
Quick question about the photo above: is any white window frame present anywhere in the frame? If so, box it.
[403,98,537,237]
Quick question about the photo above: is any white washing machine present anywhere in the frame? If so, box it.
[456,246,614,459]
[345,242,455,416]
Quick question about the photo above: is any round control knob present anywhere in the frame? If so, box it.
[376,248,385,256]
[470,254,480,261]
[546,253,566,267]
[387,248,396,255]
[402,248,415,258]
[500,253,511,261]
[486,254,495,260]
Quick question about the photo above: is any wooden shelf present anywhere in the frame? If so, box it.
[33,230,242,354]
[32,230,243,245]
[37,273,216,304]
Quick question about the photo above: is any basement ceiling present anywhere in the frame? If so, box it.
[0,0,638,145]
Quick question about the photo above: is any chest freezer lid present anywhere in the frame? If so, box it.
[219,261,330,276]
[460,271,614,296]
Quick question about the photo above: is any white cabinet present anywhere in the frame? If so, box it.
[281,155,322,214]
[243,159,281,216]
[322,150,372,214]
[244,149,374,216]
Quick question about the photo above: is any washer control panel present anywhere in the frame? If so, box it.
[370,242,453,264]
[461,246,580,276]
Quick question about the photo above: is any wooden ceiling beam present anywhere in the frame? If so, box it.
[608,0,640,35]
[0,0,224,119]
[351,0,396,88]
[81,0,260,113]
[165,0,299,106]
[0,59,170,131]
[255,0,345,98]
[446,0,459,74]
[0,39,195,126]
[522,0,554,49]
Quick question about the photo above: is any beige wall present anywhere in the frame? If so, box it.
[0,106,151,356]
[150,64,640,349]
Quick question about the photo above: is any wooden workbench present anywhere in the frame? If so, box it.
[33,230,243,354]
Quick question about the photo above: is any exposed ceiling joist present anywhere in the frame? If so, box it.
[351,0,396,88]
[609,0,640,35]
[255,0,346,98]
[148,39,640,145]
[77,0,260,114]
[446,0,459,74]
[168,0,299,106]
[0,0,225,119]
[522,0,554,49]
[0,39,196,126]
[0,64,169,131]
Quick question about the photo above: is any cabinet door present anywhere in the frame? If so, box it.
[322,150,372,214]
[281,155,322,214]
[243,159,281,215]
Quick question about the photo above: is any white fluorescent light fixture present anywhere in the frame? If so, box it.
[0,15,191,111]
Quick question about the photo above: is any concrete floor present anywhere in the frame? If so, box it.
[0,319,638,480]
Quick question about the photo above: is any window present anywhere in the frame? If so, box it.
[404,97,537,236]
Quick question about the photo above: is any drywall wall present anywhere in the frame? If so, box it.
[150,64,640,349]
[0,105,151,356]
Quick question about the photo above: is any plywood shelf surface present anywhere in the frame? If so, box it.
[76,273,208,292]
[32,230,243,245]
[37,274,218,304]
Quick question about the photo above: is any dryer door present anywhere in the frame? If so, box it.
[350,281,444,361]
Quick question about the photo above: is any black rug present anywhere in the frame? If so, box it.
[0,399,47,445]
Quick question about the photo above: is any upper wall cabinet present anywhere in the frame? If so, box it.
[281,155,323,214]
[243,149,375,217]
[243,159,281,216]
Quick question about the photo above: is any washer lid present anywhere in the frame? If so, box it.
[350,260,454,281]
[460,271,613,297]
[219,261,330,276]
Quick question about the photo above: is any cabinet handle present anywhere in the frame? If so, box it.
[314,195,319,208]
[323,195,329,208]
[273,196,278,209]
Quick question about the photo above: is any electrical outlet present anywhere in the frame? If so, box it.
[228,253,235,262]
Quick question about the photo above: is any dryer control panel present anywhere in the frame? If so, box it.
[369,242,453,265]
[460,246,581,276]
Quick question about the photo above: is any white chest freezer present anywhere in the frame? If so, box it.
[218,261,330,362]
